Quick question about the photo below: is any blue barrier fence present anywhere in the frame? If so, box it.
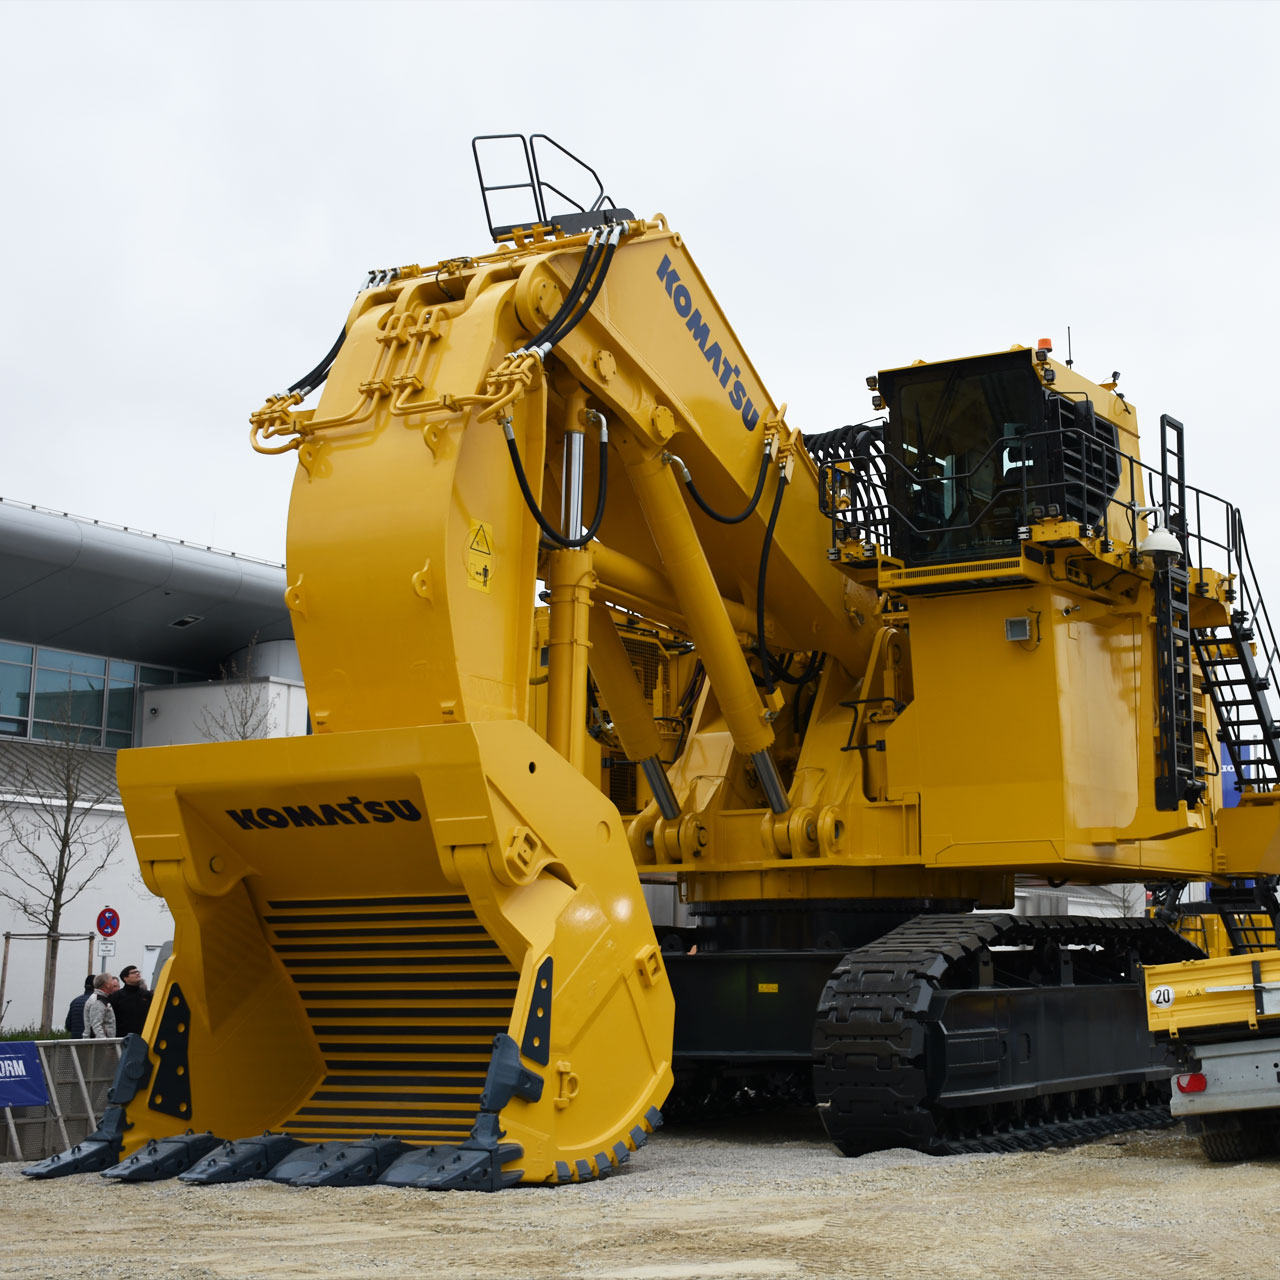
[1,1038,122,1163]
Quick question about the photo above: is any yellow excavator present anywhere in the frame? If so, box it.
[25,135,1280,1188]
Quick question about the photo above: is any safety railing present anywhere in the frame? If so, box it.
[821,425,1222,570]
[1,1038,122,1163]
[814,421,1280,793]
[471,133,621,243]
[1228,509,1280,732]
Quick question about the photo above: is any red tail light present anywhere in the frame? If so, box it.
[1176,1073,1207,1093]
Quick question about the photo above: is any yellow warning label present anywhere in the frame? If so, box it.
[467,519,494,592]
[757,983,779,994]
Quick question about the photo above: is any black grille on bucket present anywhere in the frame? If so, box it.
[263,894,518,1143]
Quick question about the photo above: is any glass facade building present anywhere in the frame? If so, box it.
[0,639,202,749]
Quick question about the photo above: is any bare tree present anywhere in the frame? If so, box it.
[197,635,277,742]
[0,689,121,1032]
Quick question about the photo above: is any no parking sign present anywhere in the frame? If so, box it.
[96,907,120,938]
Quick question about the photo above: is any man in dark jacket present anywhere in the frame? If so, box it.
[109,964,153,1036]
[64,974,96,1038]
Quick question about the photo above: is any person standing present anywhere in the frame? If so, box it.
[83,974,119,1039]
[64,974,96,1038]
[109,964,152,1037]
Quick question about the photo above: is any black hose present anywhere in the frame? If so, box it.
[540,235,618,349]
[506,432,608,549]
[793,654,826,734]
[756,471,788,694]
[758,648,823,690]
[526,234,604,350]
[683,447,772,524]
[785,649,824,687]
[288,325,348,397]
[577,436,609,543]
[754,472,825,691]
[677,660,705,718]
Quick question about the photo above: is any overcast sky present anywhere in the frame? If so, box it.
[2,0,1277,579]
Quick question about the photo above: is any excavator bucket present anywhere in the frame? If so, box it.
[93,719,673,1186]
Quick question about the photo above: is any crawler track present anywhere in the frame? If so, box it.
[814,914,1202,1156]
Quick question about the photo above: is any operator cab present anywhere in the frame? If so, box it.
[878,349,1121,568]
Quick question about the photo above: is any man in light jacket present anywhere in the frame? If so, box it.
[83,973,119,1039]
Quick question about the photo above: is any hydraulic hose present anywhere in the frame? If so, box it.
[678,442,774,525]
[756,470,789,694]
[287,325,348,398]
[525,229,604,351]
[537,225,620,351]
[793,653,826,734]
[512,222,620,362]
[752,471,823,692]
[286,267,410,400]
[504,420,609,549]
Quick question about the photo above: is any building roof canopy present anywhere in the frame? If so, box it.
[0,501,291,672]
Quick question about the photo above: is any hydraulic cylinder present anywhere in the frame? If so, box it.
[587,603,680,820]
[625,451,788,813]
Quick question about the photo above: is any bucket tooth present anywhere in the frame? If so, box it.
[23,1104,128,1179]
[22,1133,121,1179]
[24,1035,153,1179]
[101,1130,224,1182]
[285,1136,413,1187]
[632,1107,664,1148]
[379,1033,539,1191]
[262,1141,349,1184]
[550,1106,663,1184]
[179,1132,305,1184]
[378,1140,525,1191]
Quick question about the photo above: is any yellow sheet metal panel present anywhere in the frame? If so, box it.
[907,586,1066,859]
[1218,800,1280,878]
[1146,950,1280,1037]
[284,282,542,735]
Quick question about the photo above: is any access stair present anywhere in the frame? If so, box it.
[1192,606,1280,795]
[1155,415,1280,802]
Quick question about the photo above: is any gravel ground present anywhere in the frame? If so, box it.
[3,1115,1279,1279]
